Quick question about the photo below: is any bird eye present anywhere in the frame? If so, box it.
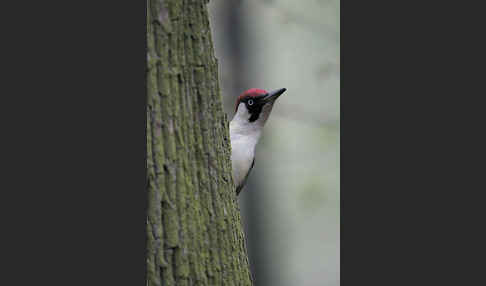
[248,99,254,106]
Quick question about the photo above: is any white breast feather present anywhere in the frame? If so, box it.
[229,103,264,189]
[230,137,255,187]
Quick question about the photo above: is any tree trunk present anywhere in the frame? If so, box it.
[147,0,253,285]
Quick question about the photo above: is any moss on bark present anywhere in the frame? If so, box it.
[147,0,253,285]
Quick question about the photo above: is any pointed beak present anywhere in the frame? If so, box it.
[262,88,286,103]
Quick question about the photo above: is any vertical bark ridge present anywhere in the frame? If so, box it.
[147,0,253,285]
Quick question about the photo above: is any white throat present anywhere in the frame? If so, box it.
[230,105,264,142]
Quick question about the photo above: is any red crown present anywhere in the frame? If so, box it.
[235,88,267,112]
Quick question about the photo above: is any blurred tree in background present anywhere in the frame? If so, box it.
[147,0,253,285]
[209,1,340,285]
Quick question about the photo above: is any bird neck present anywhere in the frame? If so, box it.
[229,115,263,149]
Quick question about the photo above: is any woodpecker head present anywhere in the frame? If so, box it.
[232,88,286,131]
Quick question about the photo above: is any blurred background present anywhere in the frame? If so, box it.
[208,1,340,285]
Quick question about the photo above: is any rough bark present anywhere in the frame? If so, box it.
[147,0,253,285]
